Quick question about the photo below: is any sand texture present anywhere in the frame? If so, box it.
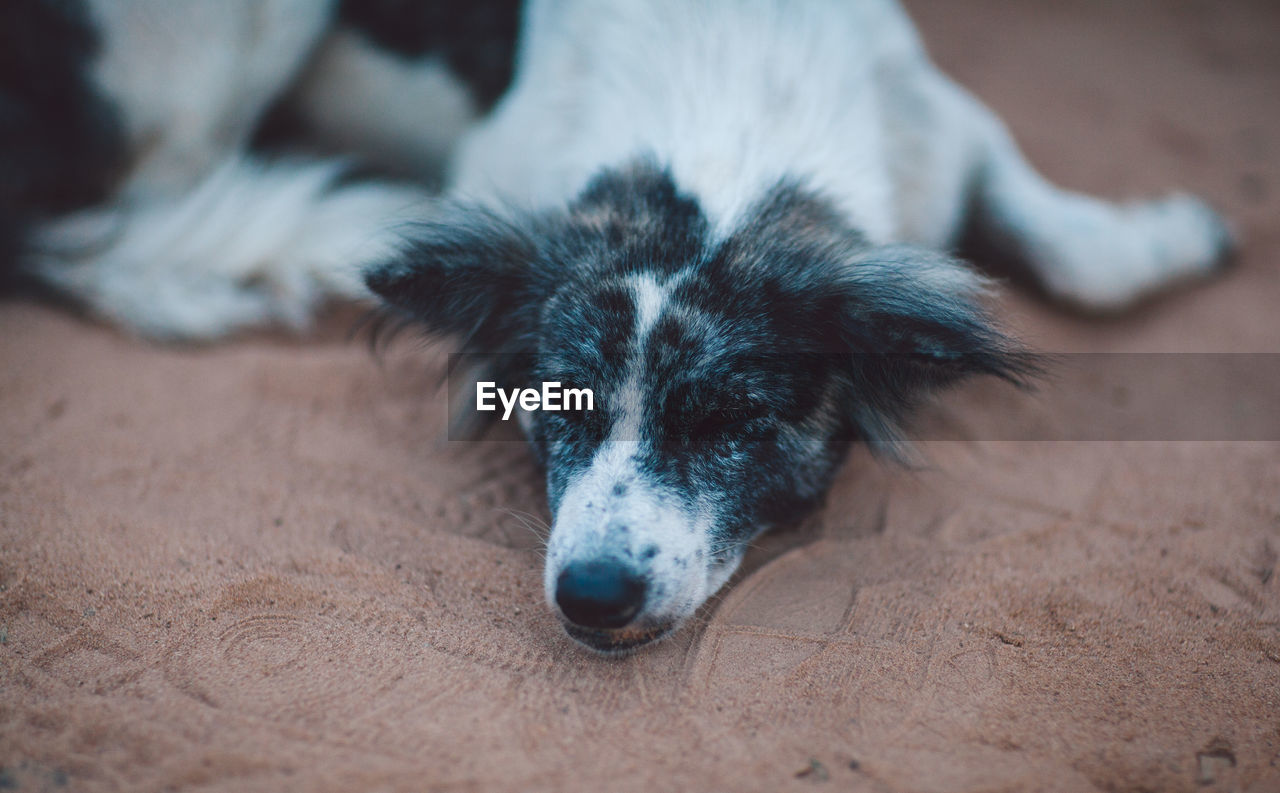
[2,1,1279,790]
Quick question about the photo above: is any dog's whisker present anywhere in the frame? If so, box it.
[491,507,553,559]
[493,506,552,537]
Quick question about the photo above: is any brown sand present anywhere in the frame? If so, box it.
[3,1,1279,790]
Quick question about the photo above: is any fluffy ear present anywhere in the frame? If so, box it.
[838,245,1039,457]
[364,203,549,353]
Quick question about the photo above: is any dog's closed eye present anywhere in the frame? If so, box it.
[677,401,769,444]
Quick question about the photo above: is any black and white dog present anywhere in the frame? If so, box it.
[7,0,1233,653]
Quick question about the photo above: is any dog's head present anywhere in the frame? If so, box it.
[367,161,1031,654]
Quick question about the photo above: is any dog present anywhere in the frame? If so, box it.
[363,0,1234,652]
[6,0,1233,653]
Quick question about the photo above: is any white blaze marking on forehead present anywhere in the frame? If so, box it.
[631,273,668,341]
[608,273,670,443]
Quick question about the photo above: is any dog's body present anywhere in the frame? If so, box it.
[448,0,1231,306]
[6,0,518,336]
[8,0,1233,652]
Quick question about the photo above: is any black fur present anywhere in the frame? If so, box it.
[338,0,521,111]
[366,159,716,405]
[0,0,126,285]
[367,162,1035,558]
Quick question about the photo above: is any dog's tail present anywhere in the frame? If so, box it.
[23,155,431,340]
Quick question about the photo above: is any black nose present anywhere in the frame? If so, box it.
[555,560,646,630]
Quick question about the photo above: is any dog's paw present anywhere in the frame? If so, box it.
[1142,192,1238,273]
[1041,193,1237,313]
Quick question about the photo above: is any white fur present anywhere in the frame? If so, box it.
[288,29,479,185]
[83,0,335,199]
[452,0,1231,305]
[452,0,913,241]
[630,273,668,340]
[32,157,427,338]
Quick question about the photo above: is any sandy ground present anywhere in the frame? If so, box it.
[2,1,1279,791]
